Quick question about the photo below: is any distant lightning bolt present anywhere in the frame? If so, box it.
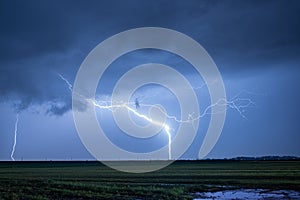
[58,73,256,160]
[58,73,73,92]
[10,114,19,161]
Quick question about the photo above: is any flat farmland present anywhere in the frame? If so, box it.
[0,160,299,199]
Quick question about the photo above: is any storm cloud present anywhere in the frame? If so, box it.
[0,0,299,115]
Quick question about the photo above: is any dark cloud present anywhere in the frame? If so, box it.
[0,1,76,61]
[0,0,299,115]
[200,0,300,70]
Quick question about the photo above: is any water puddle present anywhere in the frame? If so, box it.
[194,189,300,199]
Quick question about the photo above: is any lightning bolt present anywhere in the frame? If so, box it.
[57,73,73,92]
[58,73,256,160]
[91,99,172,160]
[10,114,19,161]
[58,73,173,159]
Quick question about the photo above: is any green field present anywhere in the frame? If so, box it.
[0,160,299,199]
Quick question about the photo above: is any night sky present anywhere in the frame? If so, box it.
[0,0,300,161]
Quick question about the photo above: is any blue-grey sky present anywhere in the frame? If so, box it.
[0,0,300,160]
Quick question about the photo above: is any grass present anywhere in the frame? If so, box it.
[0,160,299,199]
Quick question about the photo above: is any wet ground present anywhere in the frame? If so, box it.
[194,189,300,199]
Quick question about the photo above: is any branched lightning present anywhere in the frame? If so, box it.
[193,79,218,91]
[10,114,19,161]
[58,73,256,160]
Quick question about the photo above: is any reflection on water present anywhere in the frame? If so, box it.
[194,189,300,199]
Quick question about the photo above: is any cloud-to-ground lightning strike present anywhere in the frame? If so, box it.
[58,73,255,160]
[91,99,172,160]
[10,114,19,161]
[58,73,173,159]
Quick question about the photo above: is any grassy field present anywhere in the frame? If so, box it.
[0,160,299,199]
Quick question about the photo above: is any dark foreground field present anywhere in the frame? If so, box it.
[0,160,299,199]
